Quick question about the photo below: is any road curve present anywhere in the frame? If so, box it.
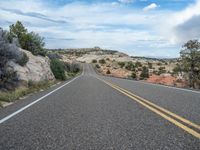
[0,63,200,149]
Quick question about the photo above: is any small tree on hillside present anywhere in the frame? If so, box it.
[125,61,135,71]
[23,32,46,56]
[9,21,46,56]
[135,61,142,67]
[173,62,183,76]
[131,72,137,79]
[9,21,27,44]
[118,62,125,68]
[158,66,166,75]
[148,62,153,69]
[140,66,149,79]
[180,40,200,88]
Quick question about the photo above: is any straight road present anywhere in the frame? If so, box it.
[0,64,200,149]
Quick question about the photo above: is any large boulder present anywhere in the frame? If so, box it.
[6,48,55,82]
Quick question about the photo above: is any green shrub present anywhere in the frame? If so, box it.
[9,21,46,56]
[125,62,135,71]
[148,62,153,69]
[47,52,62,60]
[158,66,166,75]
[99,59,106,64]
[118,62,125,68]
[95,64,100,68]
[131,72,137,79]
[157,62,162,66]
[135,61,142,67]
[64,62,80,73]
[140,66,149,79]
[50,59,66,80]
[92,59,97,63]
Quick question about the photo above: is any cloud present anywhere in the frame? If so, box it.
[168,0,200,43]
[0,0,198,58]
[0,7,67,24]
[174,15,200,42]
[143,3,158,11]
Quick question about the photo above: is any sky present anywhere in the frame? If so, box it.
[0,0,200,58]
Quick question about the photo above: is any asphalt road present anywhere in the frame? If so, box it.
[0,64,200,149]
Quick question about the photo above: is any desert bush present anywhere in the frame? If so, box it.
[135,61,142,67]
[95,64,100,68]
[64,62,80,73]
[50,59,66,80]
[92,59,97,63]
[99,59,106,64]
[47,52,62,60]
[158,66,166,74]
[148,62,153,69]
[140,66,149,79]
[157,62,162,66]
[118,62,125,68]
[125,62,135,71]
[131,72,137,79]
[106,69,111,74]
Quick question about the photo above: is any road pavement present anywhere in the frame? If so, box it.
[0,64,200,149]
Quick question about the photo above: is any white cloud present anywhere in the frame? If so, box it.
[161,0,200,43]
[143,3,158,12]
[0,0,199,57]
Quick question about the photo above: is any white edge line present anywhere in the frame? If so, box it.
[0,75,81,124]
[104,76,200,94]
[140,81,200,94]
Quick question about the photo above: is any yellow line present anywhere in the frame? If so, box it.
[97,78,200,139]
[112,83,200,131]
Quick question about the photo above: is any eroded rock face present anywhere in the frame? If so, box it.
[6,49,55,82]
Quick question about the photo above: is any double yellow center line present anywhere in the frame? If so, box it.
[97,77,200,139]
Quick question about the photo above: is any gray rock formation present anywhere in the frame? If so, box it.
[6,48,55,82]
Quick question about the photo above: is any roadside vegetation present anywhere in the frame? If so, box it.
[0,21,82,106]
[0,80,57,103]
[93,39,200,89]
[50,59,66,80]
[9,21,46,56]
[0,28,29,90]
[173,40,200,89]
[92,59,97,63]
[99,59,106,64]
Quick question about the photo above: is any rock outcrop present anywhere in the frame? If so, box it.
[6,48,55,82]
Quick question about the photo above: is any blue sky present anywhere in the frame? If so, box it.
[0,0,200,58]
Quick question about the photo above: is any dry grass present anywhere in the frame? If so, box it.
[0,70,81,107]
[0,80,56,103]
